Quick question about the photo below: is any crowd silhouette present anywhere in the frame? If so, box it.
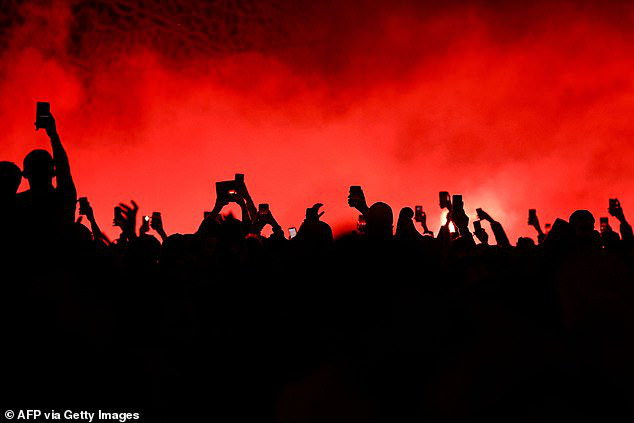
[1,109,634,422]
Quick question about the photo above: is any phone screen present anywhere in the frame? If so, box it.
[415,206,423,221]
[258,203,269,214]
[35,102,50,129]
[289,227,297,238]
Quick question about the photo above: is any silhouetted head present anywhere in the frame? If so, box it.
[569,209,596,240]
[395,207,421,241]
[366,202,393,240]
[297,220,333,243]
[0,161,22,197]
[516,237,535,249]
[23,149,54,189]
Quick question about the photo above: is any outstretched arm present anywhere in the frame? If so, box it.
[609,199,633,242]
[528,210,545,244]
[45,115,76,203]
[477,209,511,247]
[80,198,110,246]
[150,213,168,242]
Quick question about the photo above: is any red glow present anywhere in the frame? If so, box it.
[1,1,633,242]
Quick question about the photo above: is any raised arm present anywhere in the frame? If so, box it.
[476,208,511,247]
[609,199,633,242]
[79,197,110,246]
[528,209,545,244]
[45,115,76,202]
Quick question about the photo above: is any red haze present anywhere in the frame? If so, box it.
[0,1,633,241]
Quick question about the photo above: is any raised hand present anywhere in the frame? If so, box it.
[306,203,324,222]
[476,208,493,222]
[609,198,626,222]
[117,200,139,239]
[348,186,369,214]
[78,197,94,221]
[474,223,489,245]
[140,215,150,235]
[452,207,470,233]
[151,212,168,241]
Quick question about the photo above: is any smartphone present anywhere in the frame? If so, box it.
[235,173,244,184]
[288,227,297,239]
[35,101,50,130]
[600,217,609,232]
[258,203,269,215]
[349,185,362,202]
[216,180,238,198]
[143,215,150,223]
[474,220,482,231]
[528,209,537,225]
[78,197,88,215]
[439,191,450,209]
[452,194,463,211]
[609,198,619,210]
[357,214,366,231]
[414,205,424,222]
[152,211,161,219]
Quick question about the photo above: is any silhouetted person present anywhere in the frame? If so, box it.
[347,186,393,240]
[569,209,600,250]
[0,161,21,219]
[365,202,393,241]
[295,203,333,243]
[16,113,76,239]
[395,207,423,241]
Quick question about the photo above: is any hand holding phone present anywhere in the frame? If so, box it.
[35,102,50,130]
[78,197,90,216]
[414,205,425,223]
[452,194,463,212]
[476,208,491,222]
[600,217,610,233]
[608,198,624,220]
[348,186,364,208]
[216,180,239,200]
[357,214,366,232]
[528,209,538,226]
[151,211,163,231]
[140,215,151,234]
[439,191,450,209]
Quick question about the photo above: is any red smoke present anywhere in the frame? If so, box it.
[0,0,633,241]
